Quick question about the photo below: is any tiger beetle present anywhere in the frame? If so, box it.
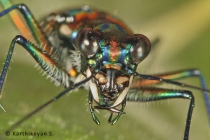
[0,2,210,140]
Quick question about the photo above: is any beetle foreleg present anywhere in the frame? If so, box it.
[88,91,100,125]
[108,99,126,125]
[0,35,73,111]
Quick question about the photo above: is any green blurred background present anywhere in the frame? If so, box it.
[0,0,210,140]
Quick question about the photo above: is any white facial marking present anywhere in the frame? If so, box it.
[86,68,99,103]
[116,76,129,85]
[111,76,133,107]
[59,24,72,36]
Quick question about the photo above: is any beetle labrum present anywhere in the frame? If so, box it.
[0,2,209,140]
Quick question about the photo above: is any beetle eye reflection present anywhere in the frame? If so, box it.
[76,29,99,58]
[129,34,151,64]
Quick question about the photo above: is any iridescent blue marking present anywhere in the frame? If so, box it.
[67,8,93,15]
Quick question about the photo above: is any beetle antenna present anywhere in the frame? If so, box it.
[0,103,6,113]
[0,75,93,138]
[135,72,210,93]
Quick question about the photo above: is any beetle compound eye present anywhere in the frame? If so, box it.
[129,34,151,64]
[76,28,100,58]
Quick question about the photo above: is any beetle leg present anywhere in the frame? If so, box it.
[127,87,194,140]
[88,91,100,125]
[108,99,126,125]
[133,69,210,124]
[0,4,51,52]
[0,35,72,111]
